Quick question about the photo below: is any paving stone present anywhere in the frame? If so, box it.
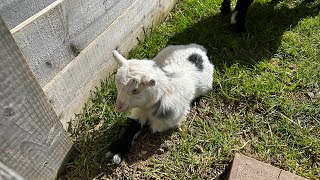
[228,153,307,180]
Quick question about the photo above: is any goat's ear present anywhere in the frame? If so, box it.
[112,50,128,66]
[141,76,156,87]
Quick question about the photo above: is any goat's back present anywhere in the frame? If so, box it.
[153,44,214,98]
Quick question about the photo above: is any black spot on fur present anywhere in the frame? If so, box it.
[152,99,174,119]
[188,53,204,71]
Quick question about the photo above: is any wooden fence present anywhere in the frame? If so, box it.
[3,0,177,130]
[0,16,72,179]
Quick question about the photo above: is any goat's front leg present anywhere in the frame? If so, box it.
[106,118,142,164]
[220,0,231,15]
[231,0,253,32]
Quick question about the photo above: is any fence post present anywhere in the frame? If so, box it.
[0,16,73,179]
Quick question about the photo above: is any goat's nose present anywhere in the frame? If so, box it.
[115,101,123,112]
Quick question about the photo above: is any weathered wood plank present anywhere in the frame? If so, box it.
[0,161,25,180]
[11,0,136,87]
[0,0,56,29]
[42,0,178,129]
[0,16,72,180]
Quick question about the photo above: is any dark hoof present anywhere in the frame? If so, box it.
[230,23,246,33]
[105,140,130,165]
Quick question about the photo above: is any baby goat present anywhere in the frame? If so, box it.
[106,44,214,164]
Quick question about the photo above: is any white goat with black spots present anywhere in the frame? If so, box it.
[106,44,214,164]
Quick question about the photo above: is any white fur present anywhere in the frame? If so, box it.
[112,154,122,164]
[113,44,214,133]
[231,10,238,24]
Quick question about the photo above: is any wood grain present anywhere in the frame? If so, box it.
[10,0,135,86]
[0,16,72,180]
[0,161,25,180]
[0,0,55,29]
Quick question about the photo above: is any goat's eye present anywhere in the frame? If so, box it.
[132,89,139,94]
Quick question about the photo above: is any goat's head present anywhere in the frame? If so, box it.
[112,50,157,112]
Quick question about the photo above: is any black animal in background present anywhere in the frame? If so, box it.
[220,0,315,32]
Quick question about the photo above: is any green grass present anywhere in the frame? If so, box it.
[62,0,320,179]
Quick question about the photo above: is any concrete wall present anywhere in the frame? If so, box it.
[2,0,178,129]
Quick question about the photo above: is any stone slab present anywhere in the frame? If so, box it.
[229,153,307,180]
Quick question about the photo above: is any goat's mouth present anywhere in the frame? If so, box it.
[115,106,129,112]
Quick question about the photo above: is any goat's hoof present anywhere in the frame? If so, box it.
[106,151,122,165]
[112,154,122,164]
[230,23,246,33]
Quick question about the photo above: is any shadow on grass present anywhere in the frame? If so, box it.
[125,128,175,164]
[169,1,319,69]
[61,117,176,179]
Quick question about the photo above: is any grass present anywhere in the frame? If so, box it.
[62,0,320,179]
